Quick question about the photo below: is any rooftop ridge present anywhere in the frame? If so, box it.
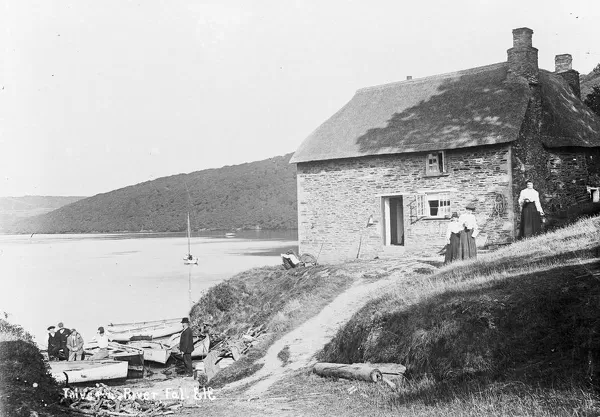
[356,62,508,93]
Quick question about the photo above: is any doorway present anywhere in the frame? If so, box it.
[382,196,404,246]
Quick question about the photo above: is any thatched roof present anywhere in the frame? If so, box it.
[291,63,600,164]
[540,70,600,148]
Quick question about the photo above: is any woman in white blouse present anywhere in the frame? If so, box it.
[444,212,462,264]
[458,203,479,259]
[518,179,544,239]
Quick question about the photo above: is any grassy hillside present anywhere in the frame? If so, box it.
[314,215,600,415]
[188,263,368,387]
[581,64,600,101]
[6,153,297,234]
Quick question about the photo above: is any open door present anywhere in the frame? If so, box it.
[382,196,404,246]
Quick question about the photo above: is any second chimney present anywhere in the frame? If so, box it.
[555,54,581,99]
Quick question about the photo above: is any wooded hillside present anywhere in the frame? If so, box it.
[4,154,297,234]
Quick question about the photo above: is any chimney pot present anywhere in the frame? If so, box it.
[555,54,572,72]
[512,27,534,48]
[406,76,412,80]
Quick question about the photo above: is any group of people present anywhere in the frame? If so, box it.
[444,203,479,264]
[47,323,110,361]
[444,180,545,264]
[46,322,84,361]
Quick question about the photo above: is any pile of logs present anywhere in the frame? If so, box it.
[61,383,182,416]
[200,325,266,382]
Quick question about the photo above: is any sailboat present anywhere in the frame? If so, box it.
[183,212,198,265]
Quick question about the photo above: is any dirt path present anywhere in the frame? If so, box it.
[222,258,435,399]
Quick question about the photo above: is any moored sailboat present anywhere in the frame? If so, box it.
[183,212,198,265]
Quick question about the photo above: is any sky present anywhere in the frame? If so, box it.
[0,0,599,197]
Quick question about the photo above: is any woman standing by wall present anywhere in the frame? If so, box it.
[458,203,479,260]
[518,180,544,239]
[444,212,462,264]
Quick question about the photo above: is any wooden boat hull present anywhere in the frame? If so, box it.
[49,360,128,384]
[84,342,145,379]
[108,318,181,331]
[108,323,182,342]
[127,341,171,364]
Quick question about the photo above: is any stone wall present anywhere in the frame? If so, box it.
[296,144,514,263]
[511,86,600,234]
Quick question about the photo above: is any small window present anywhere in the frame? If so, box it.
[426,151,446,176]
[416,192,451,218]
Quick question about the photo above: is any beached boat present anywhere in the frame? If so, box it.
[126,340,171,364]
[107,321,182,342]
[107,318,182,331]
[49,360,128,384]
[84,342,145,379]
[184,212,198,264]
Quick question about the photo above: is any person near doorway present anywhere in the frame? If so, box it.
[518,179,544,239]
[444,212,462,264]
[458,203,479,260]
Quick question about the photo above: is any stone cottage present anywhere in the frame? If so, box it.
[290,27,600,263]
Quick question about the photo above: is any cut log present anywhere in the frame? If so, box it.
[313,362,382,383]
[362,362,406,375]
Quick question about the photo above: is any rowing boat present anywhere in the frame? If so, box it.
[126,340,171,364]
[107,321,182,342]
[49,360,128,384]
[84,342,145,379]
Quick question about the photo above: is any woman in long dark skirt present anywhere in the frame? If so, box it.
[444,212,462,264]
[458,203,479,260]
[518,180,544,239]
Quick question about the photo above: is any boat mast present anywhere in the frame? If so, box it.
[187,212,191,255]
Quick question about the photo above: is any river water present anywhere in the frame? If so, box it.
[0,230,297,348]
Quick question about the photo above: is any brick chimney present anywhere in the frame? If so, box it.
[507,27,539,85]
[555,54,581,99]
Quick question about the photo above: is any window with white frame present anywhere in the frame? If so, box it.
[416,192,451,218]
[425,151,446,175]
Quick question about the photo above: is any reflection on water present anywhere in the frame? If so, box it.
[0,230,297,347]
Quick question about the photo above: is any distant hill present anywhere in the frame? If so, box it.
[0,196,86,232]
[4,154,297,234]
[581,63,600,100]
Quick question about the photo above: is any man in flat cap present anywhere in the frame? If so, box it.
[47,326,60,361]
[56,322,71,361]
[179,318,194,376]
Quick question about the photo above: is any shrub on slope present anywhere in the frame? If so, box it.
[0,318,66,416]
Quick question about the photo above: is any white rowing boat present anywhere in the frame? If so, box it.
[49,360,128,384]
[126,341,171,364]
[107,322,182,342]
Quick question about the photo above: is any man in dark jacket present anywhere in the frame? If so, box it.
[179,318,194,376]
[47,326,61,360]
[56,322,71,361]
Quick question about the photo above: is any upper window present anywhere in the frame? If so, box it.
[416,192,451,218]
[426,151,446,176]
